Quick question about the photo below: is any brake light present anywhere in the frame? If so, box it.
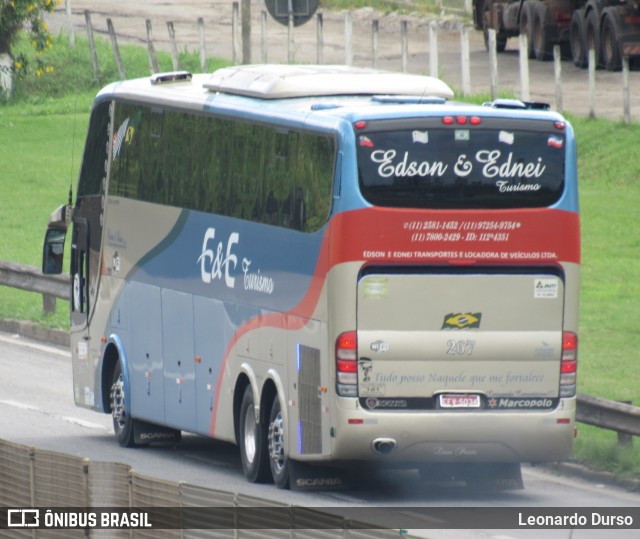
[336,331,358,397]
[354,121,367,130]
[443,116,481,126]
[554,121,566,130]
[559,331,577,397]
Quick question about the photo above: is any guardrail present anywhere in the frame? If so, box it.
[0,260,637,445]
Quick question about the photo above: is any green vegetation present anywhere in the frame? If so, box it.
[1,30,639,479]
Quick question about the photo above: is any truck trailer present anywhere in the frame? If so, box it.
[473,1,640,70]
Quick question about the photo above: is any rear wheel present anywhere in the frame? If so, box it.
[532,2,553,61]
[268,397,290,489]
[238,385,271,483]
[570,10,588,68]
[585,8,601,67]
[482,1,508,53]
[519,1,535,59]
[601,10,622,71]
[110,361,136,447]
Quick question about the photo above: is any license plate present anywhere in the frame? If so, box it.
[439,394,481,408]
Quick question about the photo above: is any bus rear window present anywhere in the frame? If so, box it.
[356,119,566,209]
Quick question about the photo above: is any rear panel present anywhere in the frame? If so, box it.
[357,269,564,409]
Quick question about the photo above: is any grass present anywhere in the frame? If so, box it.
[1,30,640,478]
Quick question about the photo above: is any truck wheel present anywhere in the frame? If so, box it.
[238,385,271,483]
[268,396,290,489]
[570,10,588,68]
[110,361,136,447]
[585,8,601,67]
[482,0,507,53]
[601,9,622,71]
[532,2,553,61]
[519,1,535,59]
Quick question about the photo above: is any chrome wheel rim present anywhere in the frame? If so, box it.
[110,372,127,430]
[269,410,285,473]
[243,406,257,464]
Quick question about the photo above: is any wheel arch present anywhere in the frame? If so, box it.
[233,369,255,445]
[261,370,286,426]
[100,335,130,414]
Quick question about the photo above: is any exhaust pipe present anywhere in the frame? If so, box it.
[371,437,397,455]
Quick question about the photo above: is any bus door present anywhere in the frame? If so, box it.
[69,100,111,406]
[71,215,92,359]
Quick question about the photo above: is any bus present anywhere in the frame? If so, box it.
[43,64,580,490]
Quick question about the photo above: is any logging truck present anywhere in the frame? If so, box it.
[473,1,640,70]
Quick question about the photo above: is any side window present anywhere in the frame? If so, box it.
[107,102,336,233]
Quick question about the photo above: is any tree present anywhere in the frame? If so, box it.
[0,0,59,97]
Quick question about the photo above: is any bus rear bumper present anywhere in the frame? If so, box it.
[328,398,576,464]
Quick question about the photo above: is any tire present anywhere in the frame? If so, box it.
[268,396,290,489]
[601,10,622,72]
[532,2,553,61]
[238,385,271,483]
[482,1,508,53]
[110,361,136,447]
[585,8,601,67]
[519,1,535,59]
[570,10,588,68]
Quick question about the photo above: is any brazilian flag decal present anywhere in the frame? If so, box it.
[441,313,482,330]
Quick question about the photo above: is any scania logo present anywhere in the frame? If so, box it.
[139,432,177,440]
[295,478,343,487]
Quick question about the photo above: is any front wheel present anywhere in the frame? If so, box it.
[268,397,290,489]
[238,385,271,483]
[110,361,136,447]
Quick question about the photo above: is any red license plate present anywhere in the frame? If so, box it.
[439,394,481,408]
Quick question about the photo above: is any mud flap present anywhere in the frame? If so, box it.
[133,421,182,445]
[289,460,348,491]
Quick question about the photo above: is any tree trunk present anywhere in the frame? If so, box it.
[0,52,13,100]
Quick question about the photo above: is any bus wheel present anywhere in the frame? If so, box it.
[110,361,135,447]
[238,385,271,483]
[268,397,290,489]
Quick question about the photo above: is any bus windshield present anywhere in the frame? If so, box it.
[357,118,566,209]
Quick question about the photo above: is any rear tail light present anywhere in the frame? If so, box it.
[559,331,577,397]
[336,331,358,397]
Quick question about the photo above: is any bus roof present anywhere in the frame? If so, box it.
[202,64,454,100]
[97,65,564,126]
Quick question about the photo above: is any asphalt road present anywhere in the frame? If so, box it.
[1,331,639,539]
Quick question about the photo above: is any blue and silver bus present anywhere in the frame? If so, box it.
[43,65,580,489]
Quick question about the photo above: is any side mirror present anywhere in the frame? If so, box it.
[42,228,67,275]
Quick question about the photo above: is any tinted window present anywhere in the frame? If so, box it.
[109,103,335,232]
[357,118,566,209]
